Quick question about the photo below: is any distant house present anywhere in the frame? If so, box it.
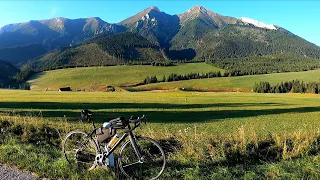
[59,87,71,92]
[106,85,115,92]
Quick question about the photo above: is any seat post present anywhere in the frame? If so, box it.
[90,115,95,128]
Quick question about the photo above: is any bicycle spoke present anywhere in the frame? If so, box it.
[63,131,98,171]
[122,161,142,168]
[63,115,165,179]
[119,137,166,180]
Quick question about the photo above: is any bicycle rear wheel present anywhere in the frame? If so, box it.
[118,137,166,180]
[62,130,99,171]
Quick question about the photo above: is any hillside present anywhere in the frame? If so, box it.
[29,43,121,71]
[27,63,224,90]
[195,25,320,61]
[86,32,165,62]
[27,59,320,92]
[0,60,18,86]
[207,53,320,75]
[131,67,320,92]
[0,44,47,66]
[27,32,166,71]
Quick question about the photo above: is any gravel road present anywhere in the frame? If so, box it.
[0,163,35,180]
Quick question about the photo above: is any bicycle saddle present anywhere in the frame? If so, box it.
[81,109,92,121]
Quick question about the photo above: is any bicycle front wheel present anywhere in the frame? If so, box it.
[118,136,166,180]
[62,130,99,171]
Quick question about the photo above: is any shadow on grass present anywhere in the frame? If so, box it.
[0,102,319,124]
[27,71,45,81]
[0,102,285,110]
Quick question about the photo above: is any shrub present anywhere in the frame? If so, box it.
[23,84,31,90]
[253,80,320,94]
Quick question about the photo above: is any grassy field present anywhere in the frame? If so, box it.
[132,68,320,91]
[28,63,320,92]
[28,63,224,91]
[0,90,320,179]
[1,90,320,136]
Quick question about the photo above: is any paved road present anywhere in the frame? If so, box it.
[0,164,35,180]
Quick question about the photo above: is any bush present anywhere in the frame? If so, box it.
[23,84,31,90]
[144,76,158,84]
[144,71,223,85]
[253,80,320,94]
[253,82,271,93]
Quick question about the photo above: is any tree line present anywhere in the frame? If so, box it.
[206,53,320,76]
[253,80,320,94]
[143,71,223,84]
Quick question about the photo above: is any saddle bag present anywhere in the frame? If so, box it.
[95,126,116,143]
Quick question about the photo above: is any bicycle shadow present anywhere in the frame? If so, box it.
[0,102,319,124]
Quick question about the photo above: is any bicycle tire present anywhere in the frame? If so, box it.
[62,130,99,171]
[118,136,166,180]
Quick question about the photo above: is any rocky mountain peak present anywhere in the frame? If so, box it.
[178,5,219,25]
[188,5,208,14]
[53,17,68,21]
[148,6,160,12]
[119,6,165,27]
[186,5,216,17]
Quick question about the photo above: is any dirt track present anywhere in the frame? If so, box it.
[0,163,35,180]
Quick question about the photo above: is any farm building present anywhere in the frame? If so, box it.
[59,87,72,92]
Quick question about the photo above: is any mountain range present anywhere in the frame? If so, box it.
[0,5,320,83]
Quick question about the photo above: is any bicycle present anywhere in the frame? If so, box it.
[62,109,166,180]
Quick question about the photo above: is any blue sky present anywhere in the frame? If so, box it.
[0,0,319,46]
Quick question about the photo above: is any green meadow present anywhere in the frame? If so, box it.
[133,68,320,91]
[1,90,320,136]
[28,63,224,90]
[28,63,320,92]
[0,90,319,179]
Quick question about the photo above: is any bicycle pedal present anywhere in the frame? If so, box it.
[95,153,105,166]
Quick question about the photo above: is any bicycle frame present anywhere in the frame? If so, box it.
[105,131,142,160]
[65,113,165,179]
[88,124,143,162]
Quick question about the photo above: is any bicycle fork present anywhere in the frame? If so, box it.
[129,132,144,163]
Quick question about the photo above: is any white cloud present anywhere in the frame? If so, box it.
[50,7,58,17]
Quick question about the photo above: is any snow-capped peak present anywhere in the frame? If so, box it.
[240,17,277,30]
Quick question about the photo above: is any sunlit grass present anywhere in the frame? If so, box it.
[28,63,224,90]
[133,68,320,91]
[0,90,320,179]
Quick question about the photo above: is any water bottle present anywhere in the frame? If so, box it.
[108,134,120,148]
[106,134,118,168]
[103,122,111,128]
[108,152,115,167]
[104,149,115,168]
